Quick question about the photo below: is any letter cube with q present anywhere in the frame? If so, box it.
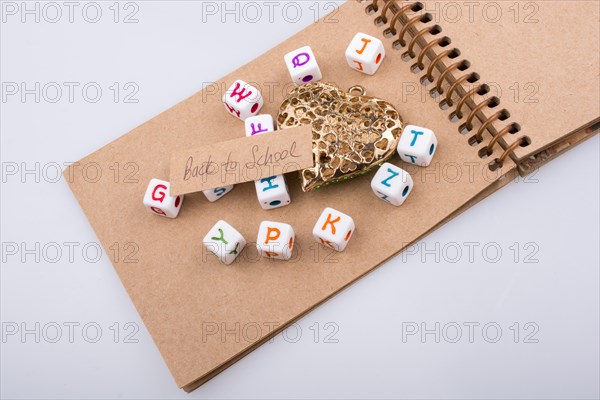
[203,185,234,202]
[143,178,183,218]
[284,46,323,86]
[255,175,291,210]
[345,32,385,75]
[203,220,246,265]
[397,125,438,167]
[245,114,274,137]
[313,207,355,252]
[222,80,263,121]
[371,163,413,206]
[256,221,295,260]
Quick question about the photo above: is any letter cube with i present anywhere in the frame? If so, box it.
[244,114,274,137]
[284,46,323,86]
[203,185,234,202]
[255,175,291,210]
[222,80,263,121]
[345,32,385,75]
[371,163,413,206]
[256,221,295,260]
[313,207,355,252]
[143,179,183,218]
[203,220,246,265]
[397,125,438,167]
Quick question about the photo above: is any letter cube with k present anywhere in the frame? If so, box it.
[222,79,263,121]
[256,221,295,260]
[203,220,246,265]
[203,185,234,202]
[284,46,323,86]
[313,207,355,252]
[371,163,413,206]
[397,125,438,167]
[143,178,183,218]
[255,175,291,210]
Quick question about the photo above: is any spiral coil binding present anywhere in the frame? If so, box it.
[363,0,531,170]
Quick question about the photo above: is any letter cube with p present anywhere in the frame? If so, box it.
[345,32,385,75]
[143,178,183,218]
[222,79,263,121]
[313,207,355,252]
[371,163,413,206]
[256,221,295,260]
[397,125,438,167]
[203,220,246,265]
[284,46,323,86]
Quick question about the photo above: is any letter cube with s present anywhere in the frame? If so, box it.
[313,207,355,252]
[245,114,274,137]
[345,32,385,75]
[203,220,246,265]
[256,221,295,260]
[255,175,291,210]
[143,179,183,218]
[397,125,438,167]
[222,80,263,121]
[371,162,413,206]
[202,185,234,202]
[284,46,323,86]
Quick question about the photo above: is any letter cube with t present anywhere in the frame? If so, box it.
[256,221,295,260]
[222,80,263,121]
[345,32,385,75]
[313,207,355,252]
[203,220,246,265]
[203,185,234,202]
[245,114,275,137]
[371,163,413,206]
[255,175,291,210]
[143,179,183,218]
[397,125,438,167]
[284,46,322,86]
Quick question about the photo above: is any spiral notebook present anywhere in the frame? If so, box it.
[65,0,599,392]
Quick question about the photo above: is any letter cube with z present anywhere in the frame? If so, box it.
[223,80,263,121]
[397,125,438,167]
[256,221,295,260]
[313,207,355,252]
[203,220,246,265]
[284,46,323,86]
[371,163,413,206]
[255,175,291,210]
[345,32,385,75]
[143,179,183,218]
[203,185,234,202]
[245,114,274,137]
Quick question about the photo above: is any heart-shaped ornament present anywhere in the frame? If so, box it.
[277,82,403,192]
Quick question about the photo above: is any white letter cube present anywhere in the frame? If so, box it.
[203,220,246,265]
[345,32,385,75]
[284,46,322,86]
[222,80,263,121]
[312,207,355,252]
[245,114,274,137]
[256,221,295,260]
[203,185,234,202]
[143,178,183,218]
[371,163,413,206]
[255,175,291,210]
[397,125,438,167]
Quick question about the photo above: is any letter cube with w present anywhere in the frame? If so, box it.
[256,221,295,260]
[203,220,247,265]
[222,80,263,121]
[143,179,184,218]
[312,207,355,252]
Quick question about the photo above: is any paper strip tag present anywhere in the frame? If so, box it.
[170,125,314,195]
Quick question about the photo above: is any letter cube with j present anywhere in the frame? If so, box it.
[203,185,234,202]
[203,220,246,265]
[143,179,183,218]
[256,221,295,260]
[371,163,413,206]
[245,114,274,137]
[255,175,291,210]
[345,32,385,75]
[397,125,438,167]
[313,207,355,252]
[284,46,322,86]
[222,80,263,121]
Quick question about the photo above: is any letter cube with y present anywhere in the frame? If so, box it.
[255,175,291,210]
[222,80,263,121]
[245,114,274,137]
[371,163,413,206]
[143,179,183,218]
[313,207,355,252]
[203,185,234,202]
[284,46,322,86]
[203,220,246,265]
[397,125,438,167]
[256,221,295,260]
[345,32,385,75]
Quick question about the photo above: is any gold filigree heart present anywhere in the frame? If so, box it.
[277,82,403,192]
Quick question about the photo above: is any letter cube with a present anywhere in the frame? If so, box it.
[203,220,246,265]
[143,178,183,218]
[312,207,355,252]
[256,221,295,260]
[397,125,438,167]
[222,80,263,121]
[371,162,413,206]
[345,32,386,75]
[284,46,323,86]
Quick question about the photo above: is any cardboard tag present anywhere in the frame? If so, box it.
[169,125,314,195]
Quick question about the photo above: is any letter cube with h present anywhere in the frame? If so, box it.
[313,207,355,252]
[371,162,413,206]
[143,178,184,218]
[256,221,295,260]
[222,79,263,121]
[397,125,438,167]
[203,220,246,265]
[255,175,291,210]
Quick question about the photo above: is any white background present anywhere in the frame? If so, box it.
[1,1,599,398]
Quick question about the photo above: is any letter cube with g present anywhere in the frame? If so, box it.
[255,175,291,210]
[397,125,438,167]
[222,79,263,121]
[203,220,246,265]
[202,185,234,202]
[143,178,183,218]
[284,46,323,86]
[371,163,413,206]
[245,114,274,137]
[313,207,355,252]
[345,32,385,75]
[256,221,295,260]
